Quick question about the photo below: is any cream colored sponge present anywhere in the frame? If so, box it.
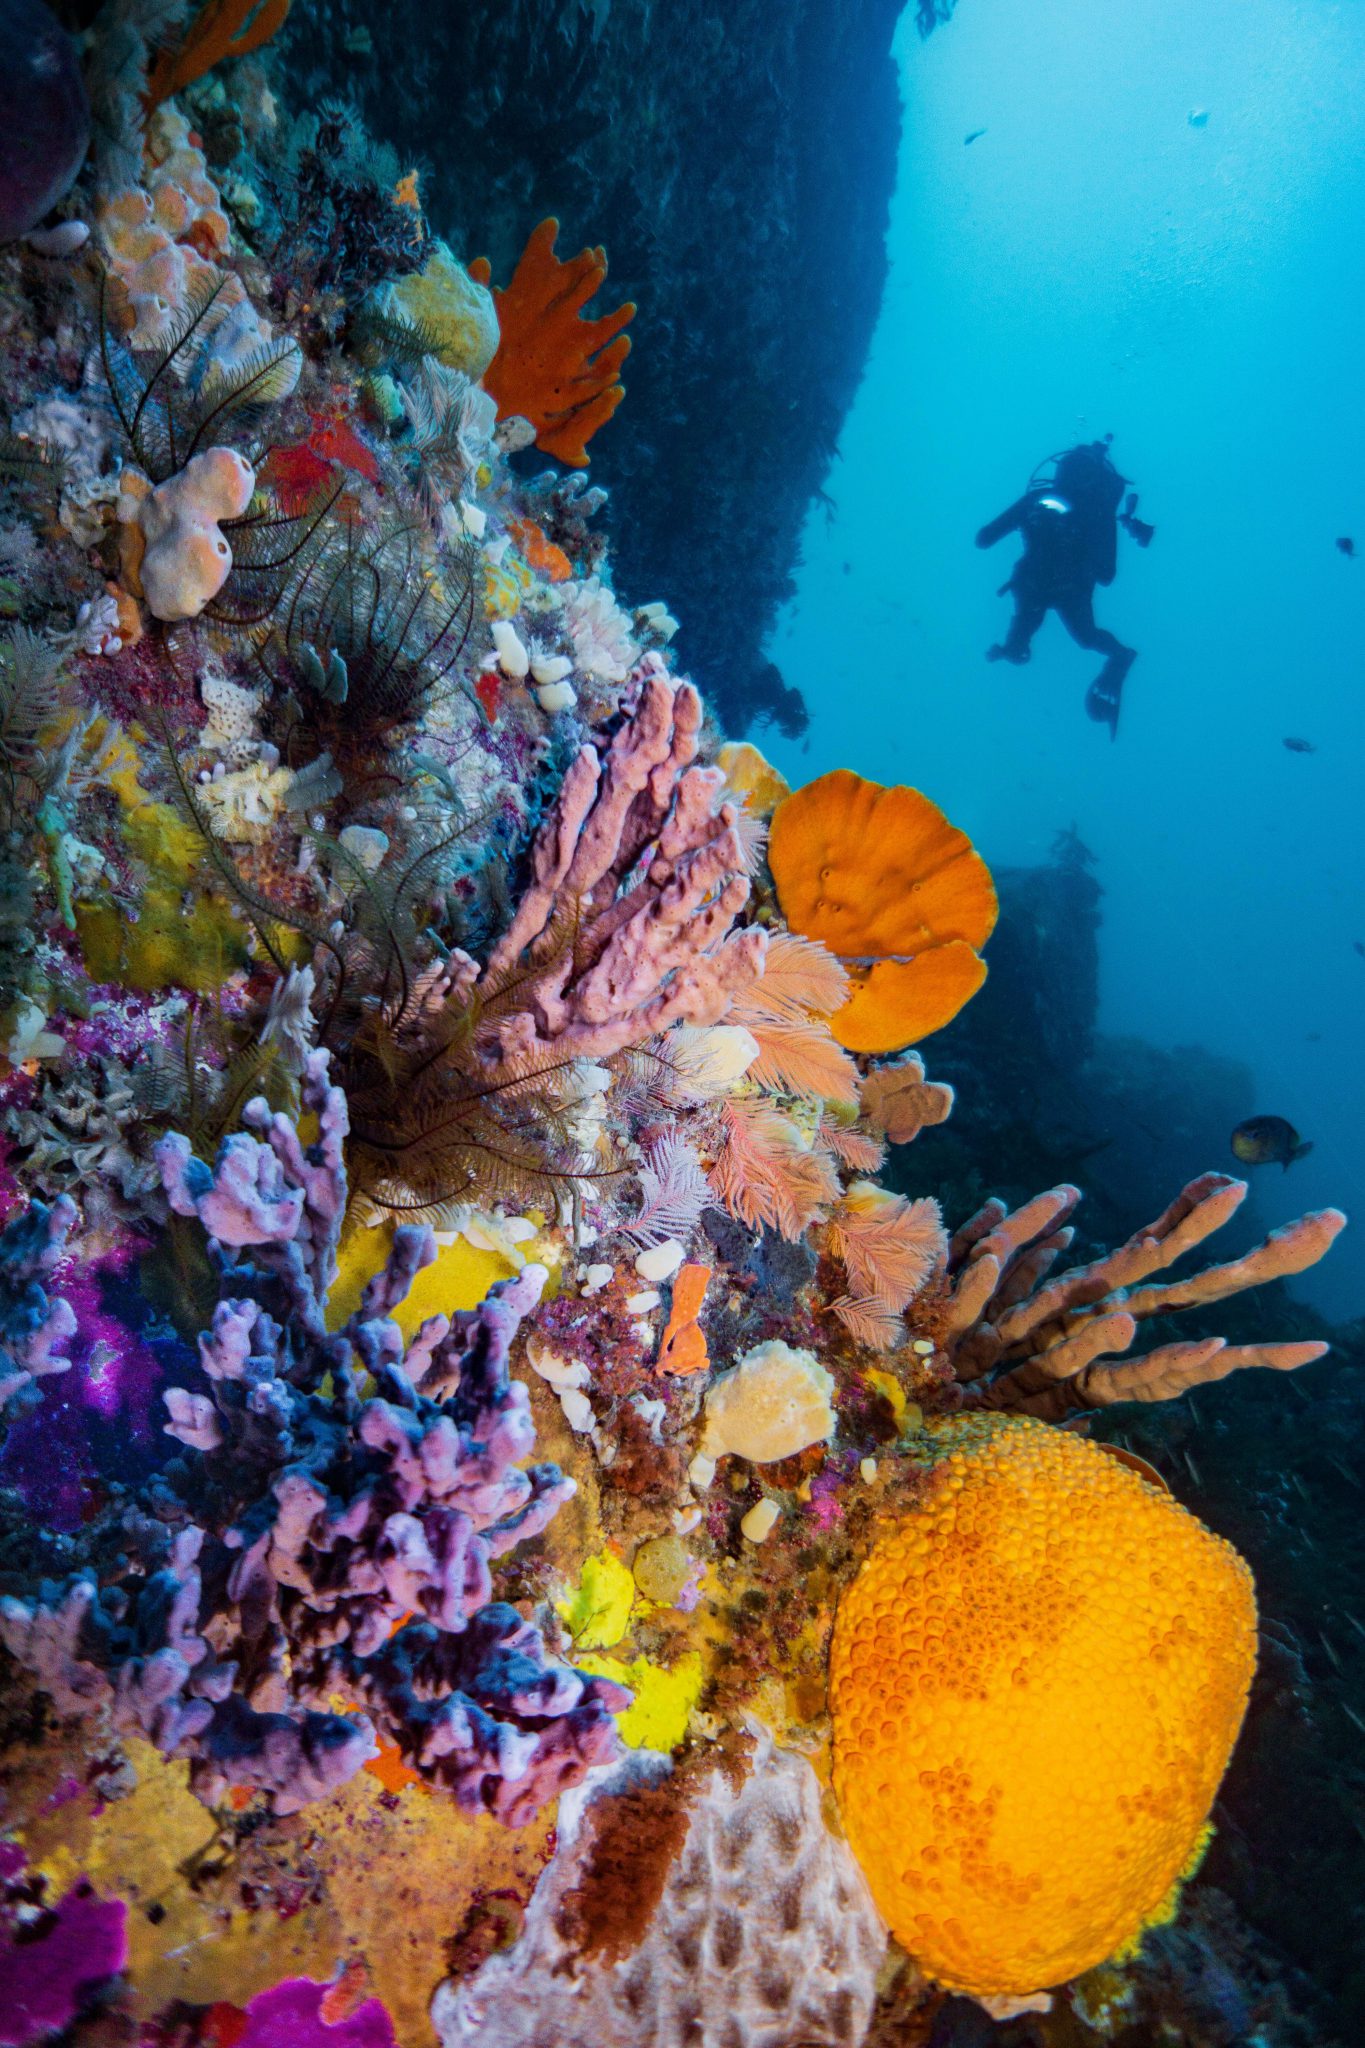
[700,1338,836,1464]
[131,449,255,622]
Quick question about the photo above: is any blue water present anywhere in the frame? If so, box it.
[768,0,1365,1321]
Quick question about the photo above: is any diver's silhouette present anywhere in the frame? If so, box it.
[976,438,1146,737]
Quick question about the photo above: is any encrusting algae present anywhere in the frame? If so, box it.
[0,4,1350,2043]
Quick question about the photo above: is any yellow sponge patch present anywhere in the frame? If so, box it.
[75,782,246,994]
[576,1650,704,1753]
[556,1550,636,1651]
[328,1222,517,1335]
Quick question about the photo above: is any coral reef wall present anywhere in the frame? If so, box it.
[289,0,918,737]
[0,3,1352,2043]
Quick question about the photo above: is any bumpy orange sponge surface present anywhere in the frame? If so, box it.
[830,1416,1256,1996]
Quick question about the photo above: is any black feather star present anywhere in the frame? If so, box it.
[96,269,301,484]
[211,498,484,782]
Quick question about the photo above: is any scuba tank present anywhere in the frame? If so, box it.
[1032,441,1127,583]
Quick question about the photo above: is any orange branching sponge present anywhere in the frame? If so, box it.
[391,170,425,249]
[469,219,636,467]
[657,1263,712,1376]
[943,1174,1344,1415]
[768,770,997,1053]
[145,0,292,112]
[830,1416,1257,1998]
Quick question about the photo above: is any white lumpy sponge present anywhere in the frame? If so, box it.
[700,1338,836,1465]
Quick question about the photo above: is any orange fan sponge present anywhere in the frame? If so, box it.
[767,769,996,1052]
[832,945,987,1055]
[830,1416,1256,1996]
[469,219,636,467]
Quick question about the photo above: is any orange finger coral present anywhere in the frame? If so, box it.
[942,1172,1345,1414]
[145,0,292,112]
[768,769,997,1053]
[830,1415,1257,1997]
[469,219,636,467]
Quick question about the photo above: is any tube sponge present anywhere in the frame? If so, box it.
[129,449,255,621]
[830,1415,1256,1997]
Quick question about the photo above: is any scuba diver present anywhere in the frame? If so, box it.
[976,438,1152,737]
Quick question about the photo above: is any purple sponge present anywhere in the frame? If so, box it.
[0,0,90,243]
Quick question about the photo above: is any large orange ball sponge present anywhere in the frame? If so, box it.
[830,1417,1256,1996]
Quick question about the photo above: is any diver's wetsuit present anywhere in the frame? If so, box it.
[976,442,1137,736]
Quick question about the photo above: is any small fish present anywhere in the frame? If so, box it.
[1282,736,1316,753]
[1355,940,1365,960]
[1336,536,1356,558]
[964,128,987,145]
[1230,1115,1313,1171]
[1188,107,1210,127]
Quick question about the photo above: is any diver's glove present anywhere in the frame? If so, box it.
[1120,493,1156,546]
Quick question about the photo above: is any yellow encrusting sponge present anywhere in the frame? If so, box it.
[829,1415,1256,1996]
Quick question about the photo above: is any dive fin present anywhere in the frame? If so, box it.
[1086,646,1137,739]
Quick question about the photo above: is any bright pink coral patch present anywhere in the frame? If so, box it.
[232,1976,397,2048]
[0,1881,127,2047]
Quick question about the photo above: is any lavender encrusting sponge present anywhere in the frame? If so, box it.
[1,1052,625,1821]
